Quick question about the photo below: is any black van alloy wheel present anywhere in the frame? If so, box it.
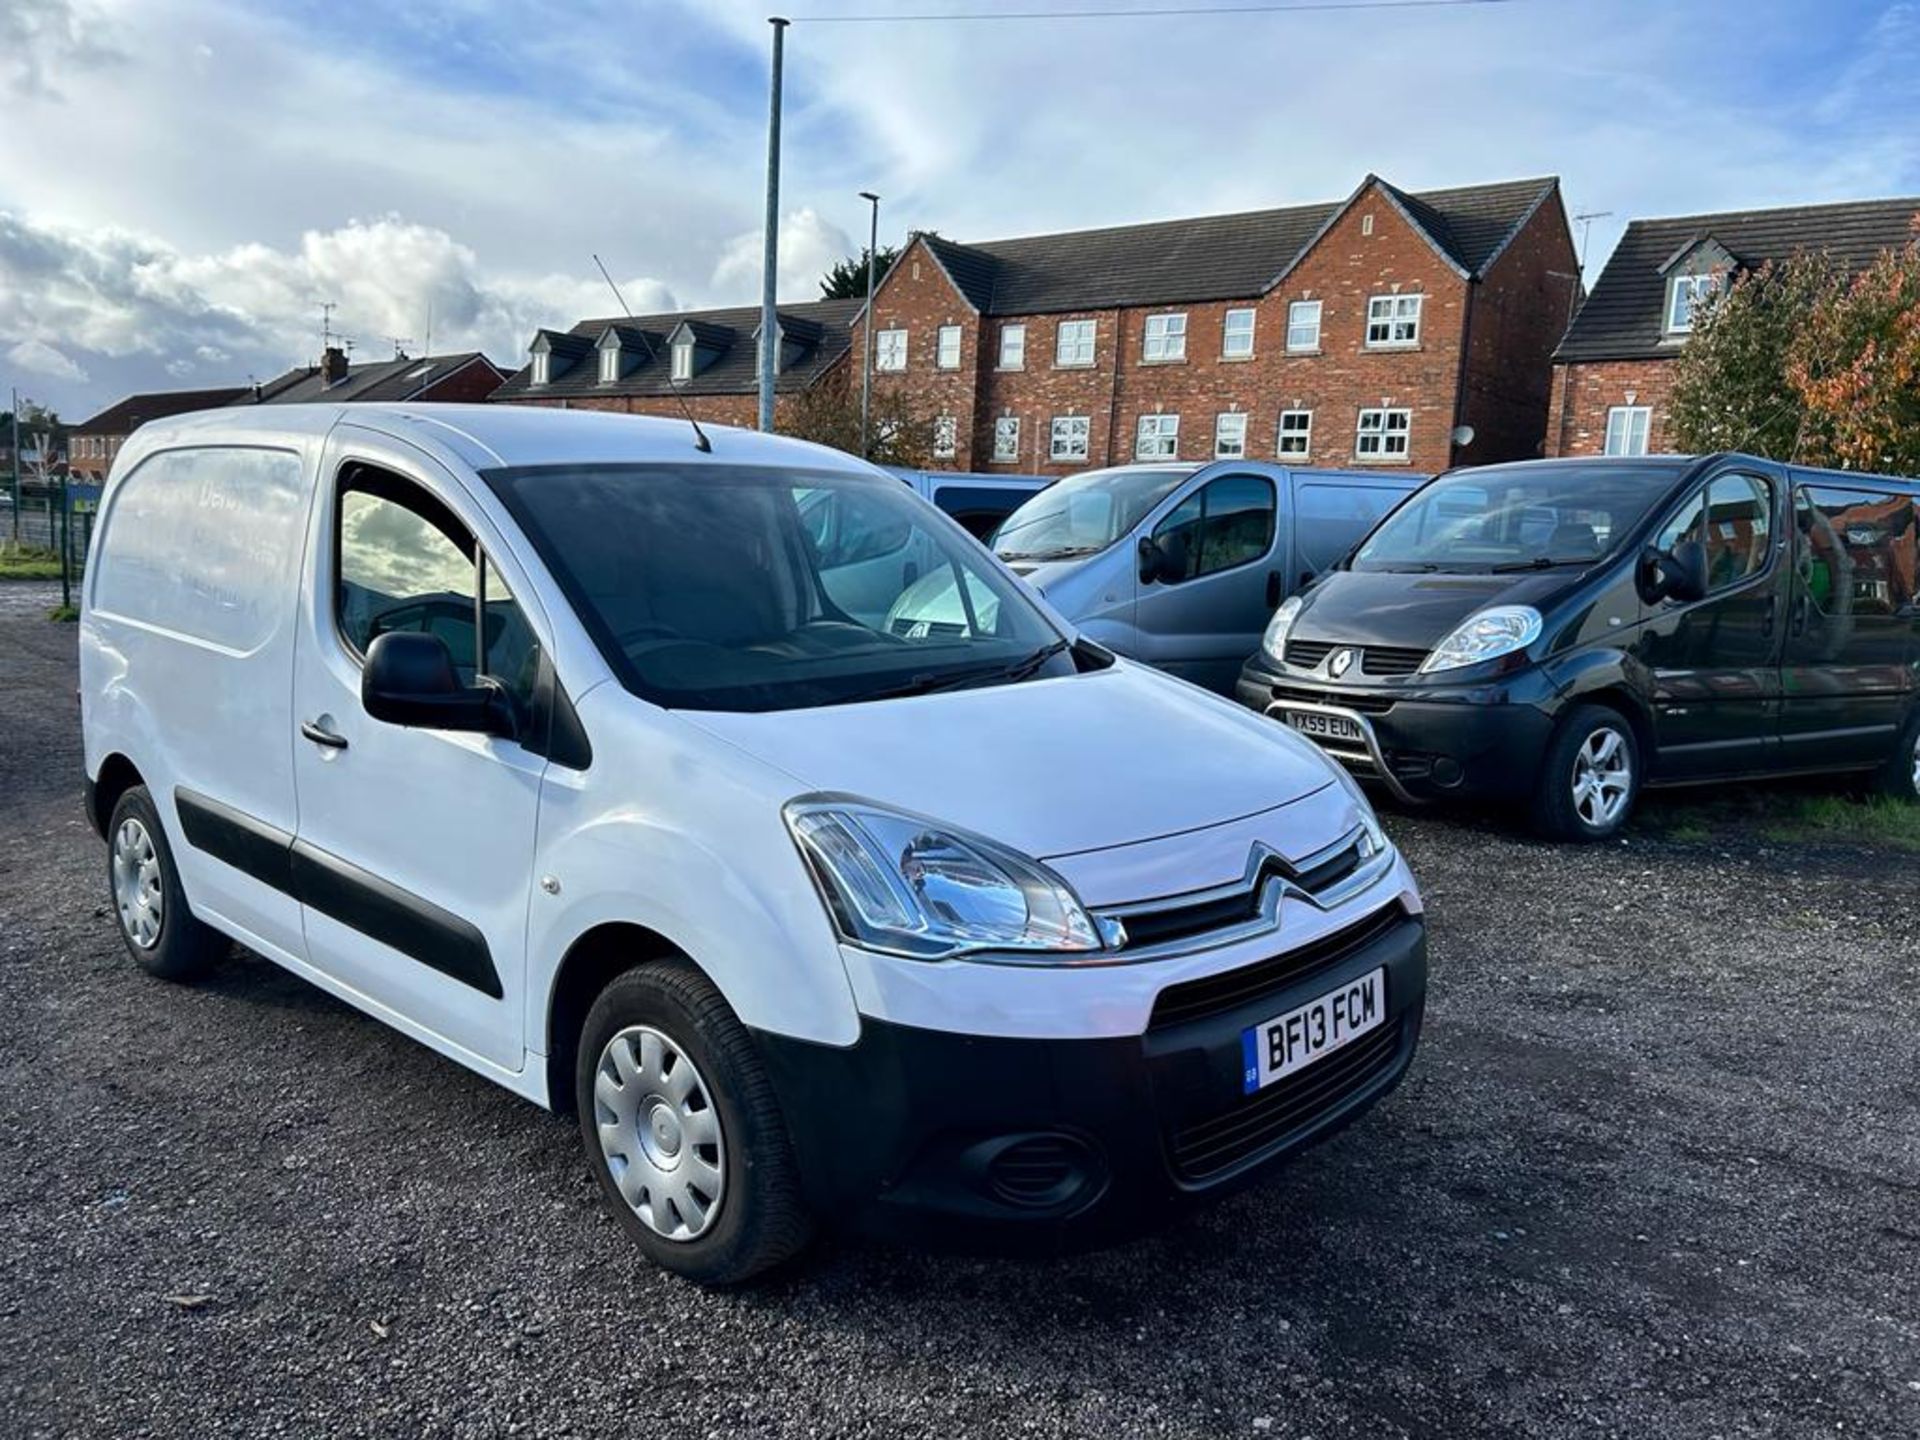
[105,785,224,981]
[574,960,813,1285]
[1532,704,1641,842]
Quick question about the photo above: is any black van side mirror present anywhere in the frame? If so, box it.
[1139,533,1190,585]
[363,631,514,737]
[1640,539,1710,605]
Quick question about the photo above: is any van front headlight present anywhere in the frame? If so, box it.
[785,798,1106,960]
[1262,596,1303,663]
[1419,605,1543,675]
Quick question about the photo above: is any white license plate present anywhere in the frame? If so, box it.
[1284,709,1365,744]
[1241,967,1387,1094]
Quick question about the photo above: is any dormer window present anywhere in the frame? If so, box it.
[1666,273,1722,333]
[671,338,693,382]
[531,351,550,386]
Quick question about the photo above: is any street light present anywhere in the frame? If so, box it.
[858,190,880,459]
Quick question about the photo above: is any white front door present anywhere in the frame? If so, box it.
[290,442,547,1074]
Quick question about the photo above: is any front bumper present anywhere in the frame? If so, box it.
[1235,657,1556,804]
[753,903,1426,1251]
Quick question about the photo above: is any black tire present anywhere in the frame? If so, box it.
[575,961,813,1285]
[1531,704,1642,842]
[104,785,224,981]
[1877,707,1920,803]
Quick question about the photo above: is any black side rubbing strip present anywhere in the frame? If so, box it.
[175,788,296,894]
[173,786,501,1000]
[289,841,503,1000]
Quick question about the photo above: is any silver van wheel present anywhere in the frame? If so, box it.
[1910,729,1920,794]
[593,1025,726,1242]
[1572,726,1633,830]
[112,817,164,949]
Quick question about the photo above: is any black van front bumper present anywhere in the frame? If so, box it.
[1235,657,1558,804]
[753,906,1427,1252]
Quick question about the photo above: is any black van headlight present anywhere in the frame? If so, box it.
[785,798,1108,960]
[1420,605,1542,675]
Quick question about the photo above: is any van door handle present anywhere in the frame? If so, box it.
[300,720,349,750]
[1265,570,1282,608]
[1761,595,1777,638]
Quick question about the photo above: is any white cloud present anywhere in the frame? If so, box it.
[710,207,854,302]
[0,0,123,99]
[7,337,88,381]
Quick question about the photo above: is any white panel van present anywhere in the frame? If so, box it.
[80,405,1427,1283]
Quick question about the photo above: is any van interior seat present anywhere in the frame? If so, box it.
[1549,522,1602,557]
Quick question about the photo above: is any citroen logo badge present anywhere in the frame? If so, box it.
[1329,648,1356,678]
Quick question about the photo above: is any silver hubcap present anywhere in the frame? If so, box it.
[112,817,164,949]
[1572,726,1633,830]
[594,1025,725,1241]
[1910,730,1920,793]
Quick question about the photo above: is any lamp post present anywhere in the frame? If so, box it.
[758,16,789,433]
[858,190,880,459]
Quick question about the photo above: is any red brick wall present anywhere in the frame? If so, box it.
[417,360,508,405]
[848,241,983,467]
[508,391,802,431]
[1460,195,1582,464]
[1545,358,1678,457]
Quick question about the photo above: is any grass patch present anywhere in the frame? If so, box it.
[1637,782,1920,853]
[45,603,78,622]
[0,543,65,580]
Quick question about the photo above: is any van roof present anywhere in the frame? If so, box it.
[116,402,882,477]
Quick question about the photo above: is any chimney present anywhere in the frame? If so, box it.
[320,346,350,387]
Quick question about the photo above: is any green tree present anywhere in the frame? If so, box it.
[818,243,903,301]
[779,374,933,468]
[1666,251,1845,462]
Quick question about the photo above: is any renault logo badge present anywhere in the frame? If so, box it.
[1329,648,1356,678]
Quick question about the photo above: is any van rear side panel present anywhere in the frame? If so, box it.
[82,443,319,962]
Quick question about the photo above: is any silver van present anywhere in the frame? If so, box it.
[973,461,1427,693]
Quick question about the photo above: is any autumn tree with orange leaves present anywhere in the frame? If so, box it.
[1667,216,1920,474]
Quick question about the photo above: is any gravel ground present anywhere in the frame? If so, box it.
[3,599,1918,1439]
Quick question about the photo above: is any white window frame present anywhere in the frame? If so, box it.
[998,324,1026,370]
[530,351,551,386]
[1278,409,1313,458]
[1050,415,1090,462]
[1605,405,1652,456]
[936,324,962,371]
[931,415,958,459]
[1135,413,1180,460]
[1142,312,1188,363]
[1666,274,1719,333]
[1286,300,1322,353]
[599,346,620,384]
[1364,294,1422,348]
[874,328,907,373]
[1055,319,1097,368]
[670,340,693,382]
[1222,307,1256,359]
[992,415,1021,463]
[1355,407,1411,460]
[1214,412,1248,459]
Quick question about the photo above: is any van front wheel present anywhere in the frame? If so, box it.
[1532,705,1641,842]
[575,961,813,1285]
[1878,709,1920,803]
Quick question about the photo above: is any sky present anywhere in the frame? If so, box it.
[2,0,1917,422]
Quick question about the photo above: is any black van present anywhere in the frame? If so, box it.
[1234,455,1920,839]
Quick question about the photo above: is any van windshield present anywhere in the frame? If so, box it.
[483,463,1072,713]
[1352,463,1688,573]
[992,466,1193,561]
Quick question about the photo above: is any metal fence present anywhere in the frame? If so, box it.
[5,481,95,609]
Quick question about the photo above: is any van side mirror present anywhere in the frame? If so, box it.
[1640,539,1709,605]
[362,631,513,737]
[1139,533,1189,585]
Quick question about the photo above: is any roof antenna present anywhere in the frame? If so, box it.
[592,253,710,453]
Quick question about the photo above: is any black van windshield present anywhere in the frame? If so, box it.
[1353,463,1688,573]
[993,466,1193,561]
[483,463,1071,713]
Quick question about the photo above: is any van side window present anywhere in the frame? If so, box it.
[1656,474,1772,594]
[336,468,541,712]
[1795,484,1919,622]
[1295,483,1405,574]
[1151,474,1275,581]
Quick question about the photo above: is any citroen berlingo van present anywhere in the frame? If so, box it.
[1237,454,1920,840]
[79,405,1427,1283]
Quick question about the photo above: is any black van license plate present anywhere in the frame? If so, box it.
[1285,710,1365,744]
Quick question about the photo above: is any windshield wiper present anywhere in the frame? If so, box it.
[999,545,1099,562]
[1000,639,1071,682]
[840,662,1015,704]
[1489,556,1595,573]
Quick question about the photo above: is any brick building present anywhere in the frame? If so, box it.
[69,387,247,484]
[849,173,1577,475]
[1548,196,1920,457]
[489,299,859,427]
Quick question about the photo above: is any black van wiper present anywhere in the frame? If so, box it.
[1489,556,1594,573]
[1000,545,1099,562]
